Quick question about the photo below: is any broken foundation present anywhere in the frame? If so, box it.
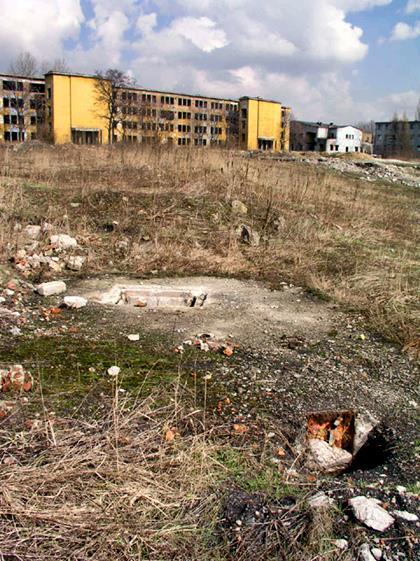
[92,284,208,309]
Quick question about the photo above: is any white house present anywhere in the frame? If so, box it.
[326,126,363,153]
[291,121,364,153]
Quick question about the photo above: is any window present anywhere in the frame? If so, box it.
[211,101,222,110]
[160,110,174,120]
[330,145,334,151]
[194,138,207,146]
[241,133,246,142]
[178,111,191,119]
[211,126,222,135]
[241,108,247,118]
[47,87,52,100]
[4,131,11,141]
[177,137,191,146]
[30,83,45,93]
[161,96,175,105]
[194,126,207,134]
[195,113,208,121]
[210,114,222,122]
[30,116,36,125]
[142,93,156,104]
[178,98,191,107]
[3,97,10,108]
[177,124,190,133]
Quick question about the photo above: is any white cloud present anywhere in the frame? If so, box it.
[406,0,420,14]
[391,20,420,40]
[171,17,228,52]
[0,0,416,123]
[0,0,84,65]
[136,13,158,35]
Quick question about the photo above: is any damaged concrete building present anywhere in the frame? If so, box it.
[0,71,291,152]
[290,120,368,153]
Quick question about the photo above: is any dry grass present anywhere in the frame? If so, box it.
[0,382,351,561]
[0,142,418,348]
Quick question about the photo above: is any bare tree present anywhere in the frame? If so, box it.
[41,58,70,74]
[94,69,136,144]
[8,52,38,77]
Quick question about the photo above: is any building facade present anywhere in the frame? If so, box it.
[0,73,46,142]
[239,97,290,151]
[0,71,291,152]
[374,120,420,157]
[290,121,364,153]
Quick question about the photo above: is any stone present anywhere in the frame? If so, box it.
[371,547,383,560]
[353,412,378,455]
[127,334,140,341]
[308,491,334,509]
[349,496,395,532]
[50,234,78,250]
[107,366,120,377]
[97,286,123,305]
[393,510,418,522]
[0,297,5,304]
[231,200,248,215]
[307,438,353,473]
[63,296,87,309]
[24,224,41,240]
[65,255,86,271]
[36,281,67,297]
[335,539,348,550]
[359,544,377,561]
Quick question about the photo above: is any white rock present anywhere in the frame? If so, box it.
[308,438,353,473]
[371,547,383,560]
[0,297,6,304]
[63,296,87,309]
[107,366,120,377]
[65,255,85,271]
[349,496,395,532]
[97,286,122,305]
[50,234,78,250]
[335,539,348,550]
[353,412,378,455]
[308,492,334,509]
[393,510,418,522]
[359,544,376,561]
[36,281,67,297]
[396,486,406,494]
[127,334,140,341]
[24,225,41,240]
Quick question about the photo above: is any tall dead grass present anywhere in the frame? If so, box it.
[0,143,418,347]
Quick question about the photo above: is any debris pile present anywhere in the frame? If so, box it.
[305,410,376,473]
[11,224,85,277]
[0,364,33,393]
[175,333,236,356]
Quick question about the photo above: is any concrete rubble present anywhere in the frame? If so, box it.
[36,281,67,297]
[50,234,78,250]
[0,365,33,393]
[349,496,395,532]
[93,284,208,309]
[11,224,85,277]
[305,410,378,473]
[63,296,87,309]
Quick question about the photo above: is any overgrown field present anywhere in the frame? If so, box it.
[0,144,419,561]
[0,144,418,347]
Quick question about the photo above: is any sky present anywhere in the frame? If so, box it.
[0,0,419,123]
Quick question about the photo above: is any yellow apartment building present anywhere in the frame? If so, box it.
[239,97,290,151]
[0,71,291,152]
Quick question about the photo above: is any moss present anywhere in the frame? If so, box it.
[215,447,302,500]
[0,333,183,415]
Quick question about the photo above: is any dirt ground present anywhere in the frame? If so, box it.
[68,275,419,483]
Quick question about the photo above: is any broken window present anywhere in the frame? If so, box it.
[3,97,10,108]
[30,83,45,93]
